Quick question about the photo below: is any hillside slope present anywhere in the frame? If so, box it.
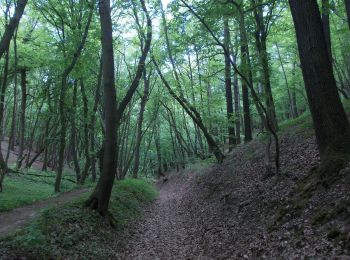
[149,117,350,258]
[0,115,349,259]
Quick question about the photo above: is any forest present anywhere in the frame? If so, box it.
[0,0,350,258]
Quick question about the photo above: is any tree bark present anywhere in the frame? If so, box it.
[16,68,27,169]
[89,59,103,182]
[233,55,241,144]
[132,70,150,178]
[224,18,236,151]
[253,0,278,131]
[79,80,91,184]
[0,0,28,60]
[0,49,9,173]
[322,0,332,62]
[345,0,350,30]
[70,81,81,182]
[289,0,350,164]
[6,32,18,162]
[85,0,119,216]
[239,14,253,142]
[155,121,164,178]
[275,43,296,118]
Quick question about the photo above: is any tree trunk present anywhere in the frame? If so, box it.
[0,48,10,174]
[153,58,225,163]
[132,69,150,178]
[224,18,236,151]
[233,55,241,144]
[155,122,164,179]
[16,68,27,169]
[322,0,332,62]
[239,14,252,142]
[289,0,350,165]
[70,81,81,182]
[25,98,44,168]
[89,59,102,182]
[275,43,296,118]
[253,0,278,131]
[0,0,28,60]
[6,32,18,162]
[79,80,91,184]
[55,7,93,192]
[345,0,350,30]
[85,0,118,216]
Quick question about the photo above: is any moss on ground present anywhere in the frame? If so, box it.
[0,179,158,259]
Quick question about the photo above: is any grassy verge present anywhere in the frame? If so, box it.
[0,169,90,212]
[1,179,158,259]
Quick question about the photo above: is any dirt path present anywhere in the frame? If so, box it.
[0,188,90,238]
[124,175,198,259]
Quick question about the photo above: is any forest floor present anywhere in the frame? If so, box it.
[0,188,90,238]
[1,113,350,259]
[124,114,350,259]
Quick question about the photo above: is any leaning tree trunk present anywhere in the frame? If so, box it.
[0,0,28,60]
[153,58,225,163]
[289,0,350,167]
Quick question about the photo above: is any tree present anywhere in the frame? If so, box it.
[84,0,118,216]
[85,0,152,216]
[345,0,350,30]
[223,18,236,150]
[54,3,94,192]
[0,0,28,60]
[322,0,332,61]
[289,0,350,169]
[252,0,278,131]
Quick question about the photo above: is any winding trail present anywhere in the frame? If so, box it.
[124,174,199,259]
[0,188,90,238]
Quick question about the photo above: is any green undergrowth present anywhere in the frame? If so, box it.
[279,111,313,133]
[0,168,85,212]
[279,99,350,135]
[1,179,158,259]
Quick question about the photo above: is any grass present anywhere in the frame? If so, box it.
[279,99,350,134]
[0,169,88,212]
[1,179,158,259]
[279,111,313,134]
